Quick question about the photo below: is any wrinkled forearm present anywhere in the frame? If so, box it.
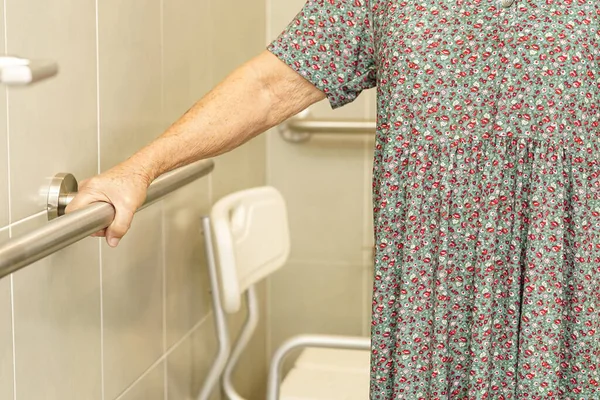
[119,50,325,185]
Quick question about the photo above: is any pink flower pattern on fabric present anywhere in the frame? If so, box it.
[269,0,600,398]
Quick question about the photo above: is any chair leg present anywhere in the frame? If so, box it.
[196,217,231,400]
[266,334,371,400]
[222,285,259,400]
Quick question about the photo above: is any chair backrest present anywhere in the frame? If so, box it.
[210,186,290,314]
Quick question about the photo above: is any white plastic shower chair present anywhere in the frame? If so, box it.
[199,186,370,400]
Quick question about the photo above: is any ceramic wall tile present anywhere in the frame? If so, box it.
[11,214,102,400]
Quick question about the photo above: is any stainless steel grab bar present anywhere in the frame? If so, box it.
[0,56,58,85]
[0,159,214,279]
[279,109,376,143]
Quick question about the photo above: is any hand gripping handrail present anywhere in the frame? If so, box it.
[0,159,214,279]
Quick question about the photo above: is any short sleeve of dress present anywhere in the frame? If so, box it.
[267,0,377,109]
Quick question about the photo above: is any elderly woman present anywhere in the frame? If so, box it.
[68,0,600,398]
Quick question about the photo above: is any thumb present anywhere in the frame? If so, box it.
[105,206,134,248]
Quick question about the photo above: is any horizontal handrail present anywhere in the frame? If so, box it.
[279,109,376,143]
[0,159,214,279]
[288,119,376,134]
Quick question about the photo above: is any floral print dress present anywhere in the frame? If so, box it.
[268,0,600,398]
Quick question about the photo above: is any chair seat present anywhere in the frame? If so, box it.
[280,348,371,399]
[280,367,370,400]
[294,347,371,373]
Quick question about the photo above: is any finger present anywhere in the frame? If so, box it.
[65,189,110,239]
[105,207,134,247]
[65,195,85,214]
[91,229,107,237]
[65,191,101,214]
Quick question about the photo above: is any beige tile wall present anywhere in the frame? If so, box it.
[166,317,219,400]
[119,362,165,400]
[101,207,164,399]
[7,0,98,222]
[266,0,377,359]
[11,214,102,400]
[0,1,267,400]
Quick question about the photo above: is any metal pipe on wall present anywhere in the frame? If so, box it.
[0,159,215,279]
[279,109,376,143]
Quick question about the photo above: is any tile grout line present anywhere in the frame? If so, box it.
[3,1,16,398]
[95,0,101,177]
[161,202,168,395]
[264,0,273,365]
[2,208,65,233]
[264,0,273,366]
[161,211,168,399]
[94,1,105,399]
[206,0,214,210]
[159,1,168,398]
[114,312,211,400]
[163,362,168,400]
[3,0,8,230]
[161,201,168,400]
[98,240,105,400]
[6,210,45,231]
[10,275,16,400]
